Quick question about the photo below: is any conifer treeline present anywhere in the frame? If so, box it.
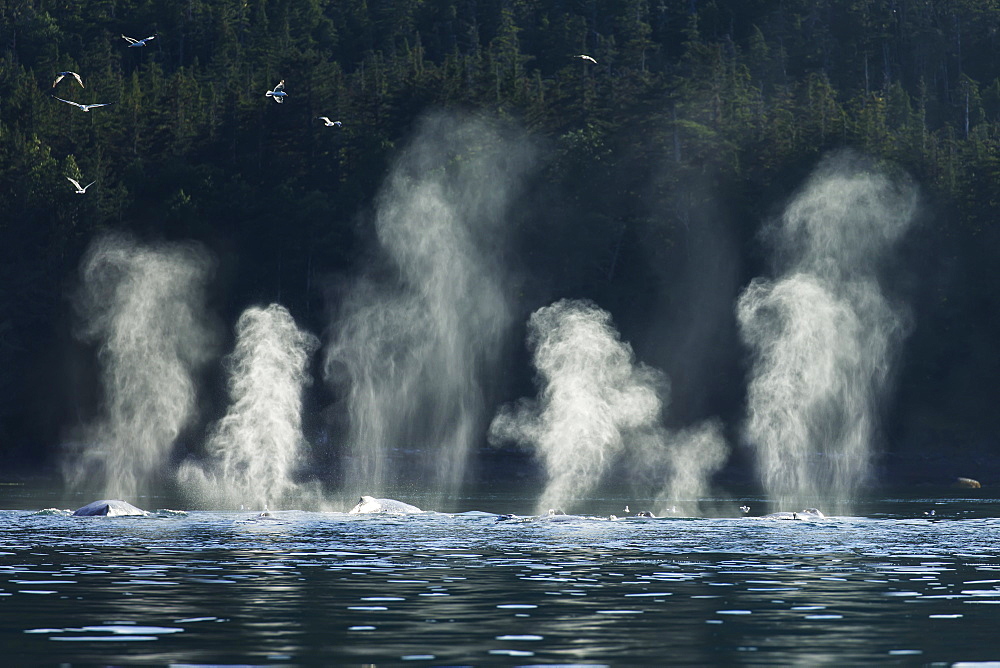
[2,1,999,468]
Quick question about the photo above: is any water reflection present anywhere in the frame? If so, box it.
[3,505,1000,663]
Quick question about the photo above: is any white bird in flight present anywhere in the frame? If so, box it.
[317,116,342,127]
[67,177,96,194]
[52,96,113,112]
[266,80,287,103]
[52,71,84,88]
[122,34,156,47]
[576,54,597,64]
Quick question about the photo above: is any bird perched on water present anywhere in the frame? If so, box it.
[317,116,342,127]
[575,54,597,64]
[52,96,113,112]
[266,80,287,103]
[66,177,96,194]
[52,71,84,88]
[122,34,156,47]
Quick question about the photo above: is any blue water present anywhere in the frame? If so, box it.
[3,495,1000,665]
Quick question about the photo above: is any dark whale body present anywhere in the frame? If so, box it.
[72,499,148,517]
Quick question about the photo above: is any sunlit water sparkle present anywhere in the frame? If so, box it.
[3,497,1000,665]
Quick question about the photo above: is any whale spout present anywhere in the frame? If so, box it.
[72,499,148,517]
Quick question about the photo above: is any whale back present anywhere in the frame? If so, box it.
[348,496,422,514]
[761,508,826,520]
[72,499,147,517]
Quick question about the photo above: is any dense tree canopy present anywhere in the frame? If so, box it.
[2,0,1000,482]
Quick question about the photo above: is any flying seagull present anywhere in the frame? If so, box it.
[575,54,597,64]
[266,80,286,103]
[52,96,113,112]
[52,71,84,88]
[122,34,156,47]
[317,116,342,127]
[67,177,96,194]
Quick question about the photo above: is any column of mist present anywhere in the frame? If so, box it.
[323,114,534,504]
[178,304,318,510]
[737,153,917,512]
[65,234,217,501]
[490,299,727,516]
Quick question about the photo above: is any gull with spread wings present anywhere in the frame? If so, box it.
[67,177,96,194]
[52,71,84,88]
[266,80,287,103]
[122,34,156,47]
[52,96,113,112]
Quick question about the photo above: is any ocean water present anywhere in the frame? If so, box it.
[2,494,1000,666]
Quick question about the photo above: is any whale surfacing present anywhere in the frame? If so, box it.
[348,495,422,515]
[761,508,825,520]
[72,499,148,517]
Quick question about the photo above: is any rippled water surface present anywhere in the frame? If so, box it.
[4,496,1000,665]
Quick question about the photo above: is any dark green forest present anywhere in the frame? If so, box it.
[3,0,1000,484]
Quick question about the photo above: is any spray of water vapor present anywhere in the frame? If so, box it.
[737,153,917,511]
[65,234,217,500]
[179,304,318,510]
[490,299,726,515]
[324,113,533,502]
[649,421,729,516]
